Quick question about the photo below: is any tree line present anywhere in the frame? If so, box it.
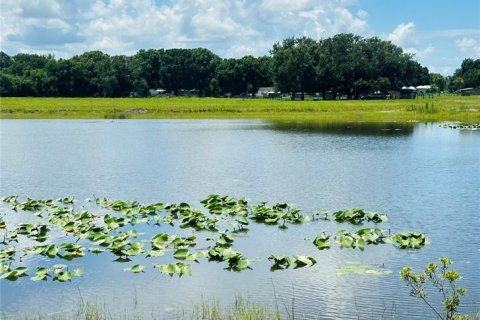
[0,33,478,99]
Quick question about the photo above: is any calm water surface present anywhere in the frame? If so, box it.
[1,120,479,319]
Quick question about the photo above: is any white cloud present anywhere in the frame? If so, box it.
[404,44,434,58]
[0,0,369,58]
[387,22,416,47]
[386,22,435,60]
[333,7,368,34]
[455,37,480,56]
[357,9,368,20]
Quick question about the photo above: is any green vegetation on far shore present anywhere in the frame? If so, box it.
[1,95,479,122]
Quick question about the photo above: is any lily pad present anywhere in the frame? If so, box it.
[124,264,144,273]
[336,262,392,276]
[0,266,28,281]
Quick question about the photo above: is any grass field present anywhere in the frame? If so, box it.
[1,95,479,122]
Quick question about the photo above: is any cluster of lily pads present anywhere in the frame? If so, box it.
[0,194,429,282]
[440,123,480,130]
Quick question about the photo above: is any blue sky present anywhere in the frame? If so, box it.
[1,0,479,75]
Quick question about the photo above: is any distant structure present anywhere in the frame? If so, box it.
[256,87,280,98]
[456,87,480,95]
[149,88,167,97]
[415,85,431,97]
[400,86,417,99]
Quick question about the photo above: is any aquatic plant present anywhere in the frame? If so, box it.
[332,209,388,224]
[268,255,317,271]
[441,123,480,130]
[154,262,192,277]
[201,194,249,217]
[124,264,145,273]
[0,195,429,282]
[251,202,308,228]
[312,233,331,250]
[400,257,470,320]
[391,232,429,249]
[16,223,49,242]
[335,228,387,250]
[336,262,392,276]
[0,266,28,281]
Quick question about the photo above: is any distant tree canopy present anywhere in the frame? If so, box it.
[0,33,470,98]
[272,34,430,99]
[447,58,480,92]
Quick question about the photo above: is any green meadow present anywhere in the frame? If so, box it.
[1,95,479,122]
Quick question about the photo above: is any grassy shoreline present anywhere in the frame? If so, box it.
[1,95,479,122]
[8,296,283,320]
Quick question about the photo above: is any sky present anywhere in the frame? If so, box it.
[0,0,479,76]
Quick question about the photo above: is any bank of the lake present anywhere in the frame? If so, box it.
[1,95,479,122]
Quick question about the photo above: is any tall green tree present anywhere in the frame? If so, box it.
[272,37,318,100]
[215,55,273,96]
[429,73,446,92]
[449,58,480,91]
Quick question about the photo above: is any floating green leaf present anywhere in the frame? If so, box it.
[313,233,331,250]
[0,247,16,261]
[293,256,316,268]
[268,255,293,271]
[332,209,388,224]
[390,232,429,249]
[0,264,9,273]
[58,197,74,204]
[146,249,165,257]
[0,266,28,281]
[31,267,49,281]
[151,233,169,249]
[173,248,189,260]
[88,247,105,254]
[57,243,84,260]
[336,262,392,276]
[154,263,192,277]
[1,195,18,204]
[124,264,144,273]
[72,268,84,277]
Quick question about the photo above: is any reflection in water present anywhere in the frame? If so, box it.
[269,120,415,136]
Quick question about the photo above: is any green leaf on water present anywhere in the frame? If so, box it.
[151,233,169,249]
[31,267,49,281]
[46,245,59,258]
[124,264,144,273]
[146,249,165,257]
[313,234,331,250]
[88,247,105,254]
[59,197,74,204]
[123,242,144,256]
[336,262,392,276]
[293,256,316,268]
[173,248,189,260]
[235,216,249,225]
[235,258,251,270]
[0,266,28,281]
[53,264,66,274]
[154,263,192,277]
[0,264,9,274]
[55,271,72,282]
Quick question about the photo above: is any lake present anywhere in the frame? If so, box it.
[1,119,479,319]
